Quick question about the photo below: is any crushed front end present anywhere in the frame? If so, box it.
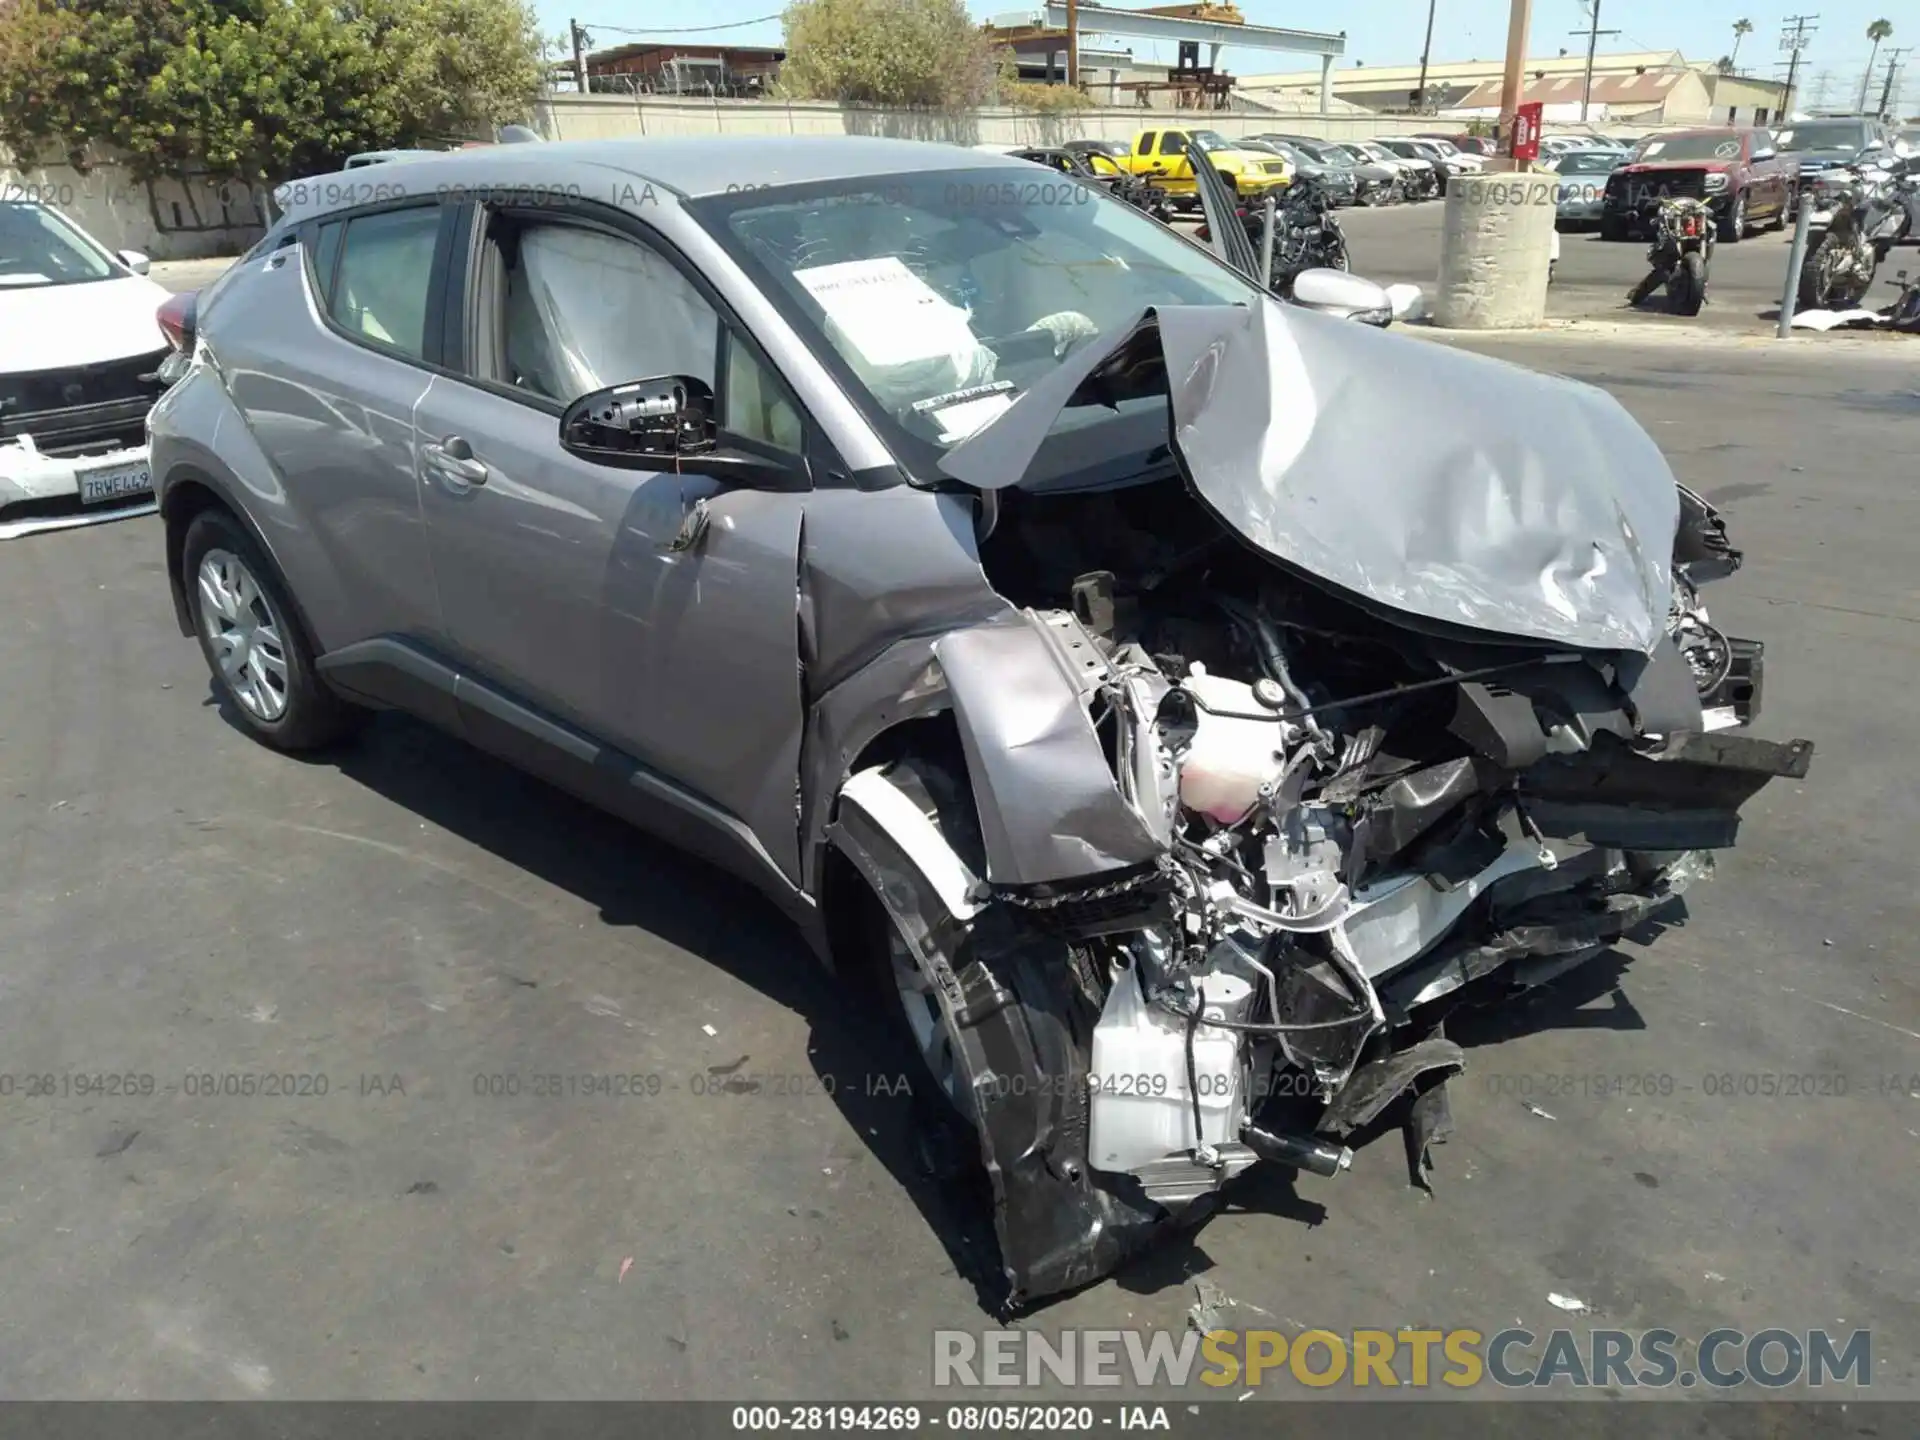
[915,305,1812,1310]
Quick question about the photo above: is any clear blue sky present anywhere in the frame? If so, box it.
[540,1,1916,111]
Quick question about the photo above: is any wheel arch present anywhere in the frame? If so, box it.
[161,467,327,667]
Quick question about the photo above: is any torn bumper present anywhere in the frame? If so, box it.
[0,433,155,539]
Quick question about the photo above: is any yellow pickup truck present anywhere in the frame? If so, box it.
[1118,127,1293,208]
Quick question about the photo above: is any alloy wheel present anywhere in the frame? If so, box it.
[887,928,970,1117]
[197,548,290,722]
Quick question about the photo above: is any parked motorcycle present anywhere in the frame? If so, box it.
[1797,158,1918,311]
[1887,269,1920,332]
[1199,176,1350,297]
[1626,196,1717,316]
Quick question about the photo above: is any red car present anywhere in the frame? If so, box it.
[1600,127,1793,243]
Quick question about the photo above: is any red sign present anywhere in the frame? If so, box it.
[1512,102,1544,162]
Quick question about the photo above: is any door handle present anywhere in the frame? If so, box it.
[423,435,489,486]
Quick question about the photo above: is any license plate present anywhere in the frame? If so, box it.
[76,460,153,506]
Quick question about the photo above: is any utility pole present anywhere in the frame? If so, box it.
[1496,0,1534,165]
[570,19,588,94]
[1066,0,1079,88]
[1777,14,1818,118]
[1414,0,1437,113]
[1878,47,1912,118]
[1569,1,1622,123]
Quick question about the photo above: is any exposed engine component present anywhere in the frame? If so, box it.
[953,475,1810,1266]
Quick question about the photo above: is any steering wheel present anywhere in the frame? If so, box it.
[983,327,1069,366]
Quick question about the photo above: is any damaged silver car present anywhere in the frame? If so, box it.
[147,137,1812,1311]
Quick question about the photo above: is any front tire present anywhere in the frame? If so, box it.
[839,756,1168,1312]
[1667,252,1706,315]
[183,509,361,752]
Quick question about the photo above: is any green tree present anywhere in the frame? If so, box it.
[0,0,543,183]
[777,0,1001,109]
[1000,78,1094,113]
[1860,19,1893,112]
[1729,18,1752,71]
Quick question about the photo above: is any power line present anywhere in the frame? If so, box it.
[1776,13,1819,115]
[1877,47,1912,118]
[1568,0,1622,124]
[578,15,783,36]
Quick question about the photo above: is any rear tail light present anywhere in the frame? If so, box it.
[157,291,197,352]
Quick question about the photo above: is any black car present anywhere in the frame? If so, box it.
[1778,117,1897,213]
[1244,136,1359,206]
[1009,145,1173,221]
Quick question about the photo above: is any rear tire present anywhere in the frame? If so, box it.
[183,509,363,752]
[1717,191,1746,244]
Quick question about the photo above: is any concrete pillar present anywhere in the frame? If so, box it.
[1431,170,1558,328]
[1319,53,1334,112]
[1208,42,1222,70]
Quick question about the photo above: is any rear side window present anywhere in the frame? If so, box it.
[1137,132,1158,154]
[325,206,441,359]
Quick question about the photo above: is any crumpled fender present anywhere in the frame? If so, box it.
[933,609,1168,888]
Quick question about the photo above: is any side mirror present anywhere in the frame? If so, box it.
[118,249,151,275]
[1864,138,1886,152]
[559,376,804,490]
[1290,268,1394,326]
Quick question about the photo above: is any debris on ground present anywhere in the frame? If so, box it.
[1548,1292,1590,1313]
[1523,1102,1557,1121]
[618,1256,634,1283]
[1187,1278,1236,1335]
[701,1023,718,1037]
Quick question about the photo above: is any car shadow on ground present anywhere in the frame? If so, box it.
[214,696,1020,1310]
[207,690,1697,1316]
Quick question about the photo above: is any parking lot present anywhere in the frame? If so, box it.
[2,269,1919,1402]
[1336,197,1823,332]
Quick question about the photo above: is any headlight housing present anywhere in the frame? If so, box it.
[1704,172,1730,193]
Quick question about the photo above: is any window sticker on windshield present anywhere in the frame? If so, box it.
[1715,140,1740,158]
[925,391,1016,445]
[1643,141,1665,156]
[911,380,1016,414]
[795,256,978,371]
[1777,130,1796,145]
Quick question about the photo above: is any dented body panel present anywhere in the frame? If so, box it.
[151,137,1814,1318]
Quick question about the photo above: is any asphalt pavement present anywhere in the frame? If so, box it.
[1336,198,1824,333]
[1,279,1916,1403]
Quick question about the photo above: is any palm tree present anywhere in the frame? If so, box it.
[1729,18,1753,72]
[1860,19,1893,112]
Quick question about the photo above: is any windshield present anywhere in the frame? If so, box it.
[692,168,1260,478]
[1635,132,1747,162]
[1777,122,1869,153]
[0,202,119,289]
[1190,130,1235,153]
[1555,150,1623,174]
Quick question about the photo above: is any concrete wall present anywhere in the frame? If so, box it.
[2,153,268,259]
[533,93,1415,147]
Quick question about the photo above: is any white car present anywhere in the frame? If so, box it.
[0,200,174,538]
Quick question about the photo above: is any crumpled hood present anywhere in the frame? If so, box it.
[941,299,1679,653]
